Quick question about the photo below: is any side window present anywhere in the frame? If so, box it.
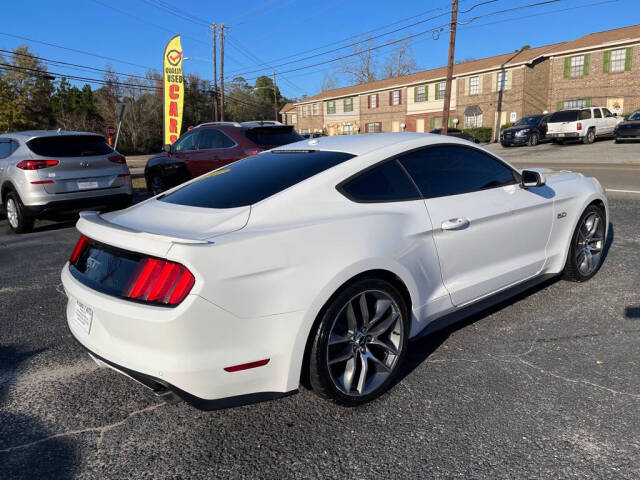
[602,108,613,117]
[173,131,199,152]
[594,108,602,119]
[340,160,420,203]
[0,140,13,159]
[398,146,517,199]
[198,129,236,149]
[580,109,592,120]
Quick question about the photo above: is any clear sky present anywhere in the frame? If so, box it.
[2,0,639,99]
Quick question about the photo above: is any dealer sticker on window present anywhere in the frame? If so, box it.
[74,301,93,335]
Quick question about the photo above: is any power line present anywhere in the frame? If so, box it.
[226,0,474,75]
[0,31,158,72]
[0,49,155,83]
[239,0,567,81]
[88,0,210,47]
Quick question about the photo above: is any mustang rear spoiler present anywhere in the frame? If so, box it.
[76,211,211,258]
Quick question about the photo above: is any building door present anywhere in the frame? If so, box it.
[416,118,425,133]
[392,121,400,132]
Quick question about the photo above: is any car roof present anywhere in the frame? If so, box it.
[273,132,469,156]
[1,130,102,140]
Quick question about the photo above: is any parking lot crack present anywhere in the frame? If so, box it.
[0,403,166,454]
[513,357,640,400]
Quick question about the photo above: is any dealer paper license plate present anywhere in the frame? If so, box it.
[77,180,99,190]
[74,301,93,335]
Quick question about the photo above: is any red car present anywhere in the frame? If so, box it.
[145,122,304,195]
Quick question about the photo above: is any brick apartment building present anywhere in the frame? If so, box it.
[293,25,640,139]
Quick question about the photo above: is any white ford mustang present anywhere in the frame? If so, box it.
[61,133,608,409]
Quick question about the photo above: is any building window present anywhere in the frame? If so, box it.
[367,122,381,133]
[438,81,446,100]
[570,55,585,77]
[327,101,335,114]
[343,124,353,135]
[312,103,319,116]
[564,99,587,109]
[369,94,378,108]
[415,85,426,102]
[344,98,353,112]
[391,90,401,105]
[497,71,507,91]
[610,48,626,72]
[302,105,308,117]
[291,114,297,124]
[469,76,479,95]
[433,117,443,129]
[465,113,483,128]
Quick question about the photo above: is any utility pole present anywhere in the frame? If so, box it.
[441,0,458,136]
[211,23,218,122]
[219,24,225,121]
[272,71,278,121]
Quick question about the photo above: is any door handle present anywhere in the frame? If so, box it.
[441,217,470,231]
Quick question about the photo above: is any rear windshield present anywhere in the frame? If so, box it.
[243,126,304,147]
[549,110,579,123]
[27,135,113,157]
[161,150,355,209]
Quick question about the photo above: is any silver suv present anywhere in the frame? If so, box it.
[0,131,133,233]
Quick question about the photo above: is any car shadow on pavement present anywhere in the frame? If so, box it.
[0,346,77,480]
[394,221,615,389]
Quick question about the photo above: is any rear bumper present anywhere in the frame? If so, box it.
[79,343,296,410]
[61,264,300,408]
[24,192,132,216]
[548,132,579,138]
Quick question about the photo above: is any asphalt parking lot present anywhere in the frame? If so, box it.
[1,141,639,479]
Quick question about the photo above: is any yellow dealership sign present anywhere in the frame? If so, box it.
[163,35,184,145]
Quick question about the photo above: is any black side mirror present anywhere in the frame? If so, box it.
[162,144,172,153]
[521,169,546,188]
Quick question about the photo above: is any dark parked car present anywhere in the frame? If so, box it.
[145,122,304,195]
[429,128,479,143]
[614,109,640,142]
[500,114,550,147]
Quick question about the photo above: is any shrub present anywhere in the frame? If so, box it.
[463,127,492,143]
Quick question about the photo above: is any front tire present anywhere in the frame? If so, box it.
[563,205,606,282]
[309,277,410,406]
[528,133,539,147]
[4,191,34,234]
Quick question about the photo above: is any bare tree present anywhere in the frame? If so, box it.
[382,40,418,79]
[321,72,339,92]
[339,39,378,85]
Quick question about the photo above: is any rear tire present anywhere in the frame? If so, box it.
[309,277,410,406]
[583,129,595,145]
[563,204,606,282]
[4,191,34,234]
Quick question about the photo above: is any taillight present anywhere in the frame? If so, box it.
[577,122,582,131]
[17,159,59,170]
[108,154,126,164]
[30,180,54,185]
[122,257,195,305]
[69,235,90,265]
[244,149,262,156]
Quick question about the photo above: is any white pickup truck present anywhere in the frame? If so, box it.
[547,106,621,144]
